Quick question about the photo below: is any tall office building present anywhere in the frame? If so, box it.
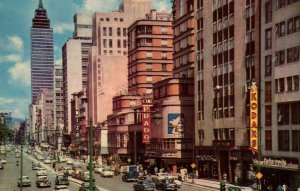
[62,13,92,134]
[260,0,300,188]
[31,0,54,104]
[194,0,260,183]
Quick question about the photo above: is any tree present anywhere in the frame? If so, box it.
[0,123,14,144]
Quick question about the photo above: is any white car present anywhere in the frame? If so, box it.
[100,168,114,177]
[38,155,44,161]
[36,169,47,176]
[66,159,74,165]
[0,159,7,164]
[94,167,104,173]
[44,159,52,164]
[59,157,67,163]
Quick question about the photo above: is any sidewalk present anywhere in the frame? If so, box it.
[183,178,258,191]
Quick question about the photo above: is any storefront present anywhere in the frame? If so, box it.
[253,157,300,190]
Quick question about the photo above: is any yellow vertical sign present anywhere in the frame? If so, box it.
[250,82,258,152]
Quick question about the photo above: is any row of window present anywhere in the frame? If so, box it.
[102,27,126,37]
[265,130,300,152]
[275,16,300,37]
[100,17,123,22]
[213,128,235,140]
[102,50,127,56]
[102,39,127,49]
[275,75,299,92]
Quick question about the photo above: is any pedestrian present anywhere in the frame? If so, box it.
[276,184,283,191]
[154,166,158,174]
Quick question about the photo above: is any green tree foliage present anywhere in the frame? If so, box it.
[0,123,14,144]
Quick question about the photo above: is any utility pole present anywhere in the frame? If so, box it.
[134,131,137,164]
[89,119,94,191]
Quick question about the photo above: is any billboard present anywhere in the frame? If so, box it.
[249,82,258,152]
[168,113,184,138]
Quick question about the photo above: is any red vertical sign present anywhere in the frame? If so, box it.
[142,99,152,144]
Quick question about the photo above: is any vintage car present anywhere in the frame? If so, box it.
[17,176,31,187]
[36,168,47,176]
[133,180,156,191]
[99,167,114,178]
[122,171,139,182]
[53,185,70,191]
[32,162,42,170]
[55,174,69,185]
[36,175,51,188]
[78,183,101,191]
[0,158,7,164]
[155,178,178,191]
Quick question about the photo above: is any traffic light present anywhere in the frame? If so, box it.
[220,181,226,191]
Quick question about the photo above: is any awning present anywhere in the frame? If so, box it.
[254,163,299,171]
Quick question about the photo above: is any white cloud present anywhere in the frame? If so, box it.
[8,61,31,86]
[7,36,24,52]
[54,23,74,34]
[82,0,119,12]
[0,97,14,105]
[153,0,171,12]
[0,54,22,63]
[0,97,29,119]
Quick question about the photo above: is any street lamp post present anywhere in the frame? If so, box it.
[89,120,94,191]
[134,130,137,164]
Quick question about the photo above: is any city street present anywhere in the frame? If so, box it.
[0,150,204,191]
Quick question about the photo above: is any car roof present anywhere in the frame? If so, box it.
[55,185,68,188]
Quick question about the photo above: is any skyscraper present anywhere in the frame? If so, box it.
[31,0,54,104]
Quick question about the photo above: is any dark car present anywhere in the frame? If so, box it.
[78,182,100,191]
[55,174,69,185]
[122,171,139,182]
[133,180,156,191]
[32,162,41,170]
[155,179,178,191]
[36,175,51,188]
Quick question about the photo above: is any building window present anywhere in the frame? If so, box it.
[161,52,167,59]
[292,130,300,152]
[161,27,168,34]
[276,21,285,37]
[109,27,112,36]
[146,64,152,71]
[146,76,152,82]
[265,105,272,126]
[123,28,126,36]
[109,39,113,48]
[123,40,127,48]
[291,102,300,124]
[120,18,123,22]
[198,130,204,141]
[103,39,107,48]
[103,27,107,36]
[276,0,286,9]
[117,40,121,48]
[161,39,168,46]
[278,130,289,151]
[276,78,285,92]
[265,81,272,102]
[265,130,272,150]
[287,46,300,63]
[146,88,152,94]
[287,76,293,91]
[162,64,167,71]
[265,1,272,23]
[265,55,272,76]
[117,27,121,36]
[293,75,299,90]
[265,28,272,50]
[146,52,153,58]
[106,18,109,21]
[275,50,285,65]
[277,103,289,125]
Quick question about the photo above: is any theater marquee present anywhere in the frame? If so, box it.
[142,98,152,144]
[250,82,258,152]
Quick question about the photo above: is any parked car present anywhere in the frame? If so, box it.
[66,158,74,165]
[44,158,52,164]
[17,176,31,187]
[72,162,82,170]
[15,153,21,158]
[55,174,69,185]
[53,185,70,191]
[0,158,7,164]
[133,180,156,191]
[36,168,47,176]
[32,162,41,170]
[155,179,178,191]
[100,167,114,178]
[63,166,74,176]
[80,171,95,182]
[59,157,67,163]
[36,175,51,188]
[72,169,84,180]
[94,167,104,174]
[122,171,139,182]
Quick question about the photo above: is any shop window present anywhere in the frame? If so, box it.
[278,130,290,151]
[277,103,289,125]
[265,105,272,126]
[109,27,112,36]
[265,130,272,150]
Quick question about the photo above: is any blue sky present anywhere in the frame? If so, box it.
[0,0,171,119]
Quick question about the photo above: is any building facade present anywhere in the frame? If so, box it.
[53,64,64,127]
[62,13,92,135]
[194,0,260,183]
[260,0,300,189]
[31,0,54,104]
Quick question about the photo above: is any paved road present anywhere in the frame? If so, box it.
[0,152,79,191]
[2,150,206,191]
